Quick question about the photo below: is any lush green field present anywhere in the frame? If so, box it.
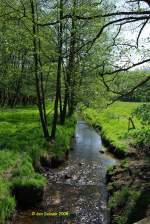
[0,106,75,222]
[82,102,142,155]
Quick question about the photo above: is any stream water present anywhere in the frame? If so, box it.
[13,120,118,224]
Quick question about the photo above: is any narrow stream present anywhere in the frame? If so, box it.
[13,120,118,224]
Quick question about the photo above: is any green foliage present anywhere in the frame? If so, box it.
[131,127,150,149]
[109,187,131,208]
[12,173,46,188]
[0,106,76,222]
[127,189,150,224]
[109,187,140,224]
[0,151,46,222]
[0,151,17,222]
[12,156,34,177]
[131,104,150,149]
[0,107,47,162]
[111,71,150,102]
[132,104,150,125]
[0,108,46,221]
[12,154,47,187]
[51,116,76,157]
[0,151,20,174]
[0,177,15,223]
[107,181,119,192]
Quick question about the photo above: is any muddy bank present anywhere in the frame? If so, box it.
[107,152,150,224]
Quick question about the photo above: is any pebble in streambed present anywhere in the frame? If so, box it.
[37,159,109,224]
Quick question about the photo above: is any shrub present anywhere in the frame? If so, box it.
[131,127,150,150]
[132,104,150,126]
[131,104,150,150]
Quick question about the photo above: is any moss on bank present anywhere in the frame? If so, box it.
[108,186,140,224]
[0,151,47,223]
[107,160,150,224]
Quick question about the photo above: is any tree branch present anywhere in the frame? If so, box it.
[136,18,149,47]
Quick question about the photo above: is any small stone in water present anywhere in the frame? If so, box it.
[99,150,105,154]
[64,174,71,179]
[79,162,85,166]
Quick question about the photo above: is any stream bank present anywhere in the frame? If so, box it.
[12,120,118,224]
[80,110,150,224]
[107,151,150,224]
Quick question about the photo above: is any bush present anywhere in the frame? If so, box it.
[131,127,150,150]
[131,104,150,150]
[132,104,150,126]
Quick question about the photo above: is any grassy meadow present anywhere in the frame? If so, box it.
[0,106,76,222]
[82,101,143,155]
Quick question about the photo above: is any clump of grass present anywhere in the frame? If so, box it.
[51,116,76,157]
[12,173,46,188]
[0,177,16,223]
[12,155,47,188]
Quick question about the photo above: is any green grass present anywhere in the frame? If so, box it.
[51,116,76,157]
[108,187,140,224]
[0,106,76,222]
[0,176,16,223]
[82,102,142,154]
[0,150,47,223]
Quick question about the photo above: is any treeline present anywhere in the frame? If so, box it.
[111,70,150,102]
[0,0,107,139]
[0,47,37,106]
[122,82,150,102]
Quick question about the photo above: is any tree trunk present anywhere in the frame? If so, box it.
[37,25,48,129]
[61,0,77,121]
[51,0,63,139]
[30,0,50,140]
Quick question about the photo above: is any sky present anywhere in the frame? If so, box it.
[113,0,150,69]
